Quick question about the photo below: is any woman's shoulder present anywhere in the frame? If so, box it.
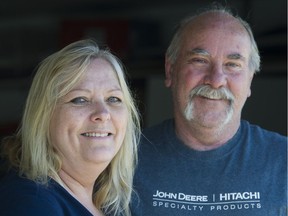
[0,169,62,214]
[0,169,93,216]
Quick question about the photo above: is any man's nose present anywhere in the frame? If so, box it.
[203,64,227,88]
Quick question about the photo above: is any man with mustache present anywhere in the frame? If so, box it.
[131,4,287,216]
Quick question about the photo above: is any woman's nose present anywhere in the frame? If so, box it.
[90,103,111,122]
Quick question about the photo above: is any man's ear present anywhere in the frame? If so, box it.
[165,56,173,88]
[247,72,254,98]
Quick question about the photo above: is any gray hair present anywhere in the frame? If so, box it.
[166,4,261,73]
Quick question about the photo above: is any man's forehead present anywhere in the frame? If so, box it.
[185,48,247,61]
[184,12,248,37]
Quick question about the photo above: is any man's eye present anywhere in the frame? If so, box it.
[70,97,88,105]
[226,62,240,68]
[107,97,122,104]
[188,58,208,64]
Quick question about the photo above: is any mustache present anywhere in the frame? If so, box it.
[189,85,235,101]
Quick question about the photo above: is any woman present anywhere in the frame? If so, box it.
[0,39,141,216]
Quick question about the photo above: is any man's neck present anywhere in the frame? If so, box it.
[175,118,240,151]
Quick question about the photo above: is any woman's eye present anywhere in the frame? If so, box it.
[107,96,122,104]
[70,97,88,105]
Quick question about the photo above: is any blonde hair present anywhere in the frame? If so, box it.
[1,39,141,216]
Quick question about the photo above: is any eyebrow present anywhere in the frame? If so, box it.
[69,88,91,93]
[68,87,122,94]
[186,48,210,57]
[227,53,245,61]
[186,48,246,61]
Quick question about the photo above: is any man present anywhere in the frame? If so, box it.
[131,4,287,216]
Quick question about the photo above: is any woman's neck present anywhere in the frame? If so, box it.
[58,169,104,216]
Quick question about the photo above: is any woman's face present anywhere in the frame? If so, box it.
[50,58,128,173]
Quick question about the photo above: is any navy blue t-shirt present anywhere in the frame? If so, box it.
[0,169,93,216]
[131,119,287,216]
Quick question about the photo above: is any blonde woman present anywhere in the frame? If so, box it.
[0,39,141,216]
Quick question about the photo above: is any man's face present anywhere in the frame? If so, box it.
[165,13,254,130]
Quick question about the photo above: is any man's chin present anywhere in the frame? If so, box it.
[186,110,234,129]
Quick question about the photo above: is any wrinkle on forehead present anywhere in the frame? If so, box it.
[178,12,251,60]
[186,48,246,62]
[185,12,248,37]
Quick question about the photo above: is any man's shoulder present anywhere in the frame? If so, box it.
[139,119,174,153]
[241,120,287,158]
[142,119,173,138]
[242,120,287,143]
[141,119,174,144]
